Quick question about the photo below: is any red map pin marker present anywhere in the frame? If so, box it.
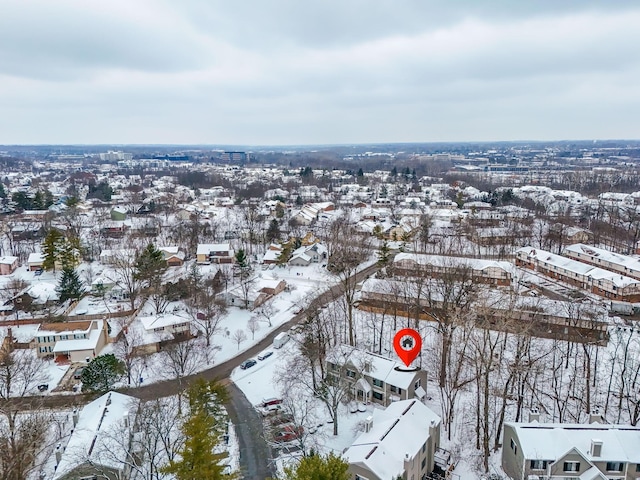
[393,328,422,367]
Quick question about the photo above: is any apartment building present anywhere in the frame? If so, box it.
[393,253,515,286]
[564,244,640,281]
[325,345,427,407]
[502,421,640,480]
[344,399,441,480]
[516,247,640,302]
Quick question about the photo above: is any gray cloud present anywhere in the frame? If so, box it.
[0,1,638,144]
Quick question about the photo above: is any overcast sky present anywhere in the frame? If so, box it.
[1,1,639,145]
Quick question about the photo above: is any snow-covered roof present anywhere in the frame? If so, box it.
[394,252,516,276]
[344,400,441,480]
[509,422,640,464]
[517,247,640,289]
[53,391,137,480]
[196,243,232,255]
[139,313,190,331]
[51,320,104,354]
[27,252,45,264]
[0,255,18,265]
[26,282,59,303]
[326,345,420,390]
[564,244,640,272]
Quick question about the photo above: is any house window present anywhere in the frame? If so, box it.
[530,460,547,470]
[421,457,427,470]
[414,379,421,389]
[636,464,640,472]
[563,461,580,472]
[606,462,623,472]
[510,438,517,455]
[346,370,356,378]
[372,391,383,401]
[372,378,383,388]
[422,442,426,453]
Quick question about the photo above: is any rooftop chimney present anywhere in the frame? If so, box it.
[589,409,604,424]
[528,408,540,423]
[591,439,603,457]
[364,415,373,433]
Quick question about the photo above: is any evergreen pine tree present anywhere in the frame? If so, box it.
[234,248,248,269]
[377,240,391,267]
[283,452,350,480]
[80,354,125,393]
[134,243,167,289]
[57,266,86,303]
[266,219,281,243]
[162,379,236,480]
[42,229,64,271]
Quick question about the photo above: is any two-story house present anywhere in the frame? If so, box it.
[196,243,235,264]
[325,345,428,407]
[33,319,108,362]
[502,421,640,480]
[344,399,441,480]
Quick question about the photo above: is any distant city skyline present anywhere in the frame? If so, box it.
[1,1,639,145]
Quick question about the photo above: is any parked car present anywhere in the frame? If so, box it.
[239,359,257,370]
[37,384,49,392]
[273,424,304,443]
[261,397,283,408]
[73,367,85,380]
[258,351,273,361]
[34,269,43,276]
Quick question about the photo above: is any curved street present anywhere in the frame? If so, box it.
[1,263,379,478]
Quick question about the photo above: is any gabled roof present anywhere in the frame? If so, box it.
[344,400,440,480]
[508,422,640,463]
[53,391,137,479]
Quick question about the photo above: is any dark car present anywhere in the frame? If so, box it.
[34,269,43,276]
[37,384,49,392]
[258,351,273,361]
[73,367,85,380]
[240,359,257,370]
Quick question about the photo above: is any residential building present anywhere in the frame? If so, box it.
[27,252,45,271]
[289,243,328,266]
[502,421,640,480]
[196,243,234,264]
[158,246,185,267]
[325,346,428,406]
[139,313,191,337]
[0,256,19,275]
[110,206,127,221]
[359,278,608,344]
[564,244,640,281]
[393,253,515,286]
[344,399,441,480]
[516,246,640,302]
[33,319,108,362]
[53,391,138,480]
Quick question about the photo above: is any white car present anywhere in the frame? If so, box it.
[258,351,274,361]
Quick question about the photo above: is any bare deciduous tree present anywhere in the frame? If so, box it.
[231,329,247,350]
